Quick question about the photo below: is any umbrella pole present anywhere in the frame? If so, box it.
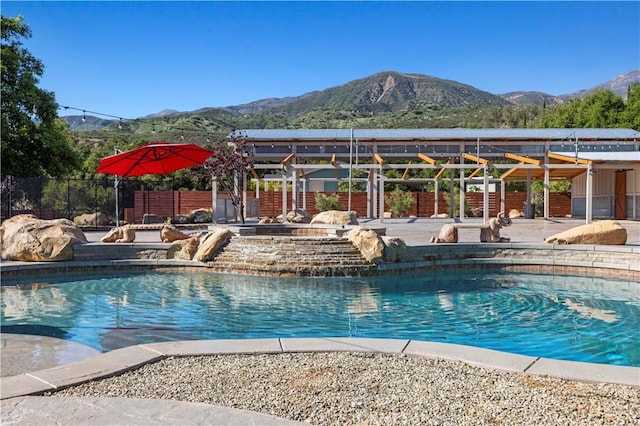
[115,176,120,226]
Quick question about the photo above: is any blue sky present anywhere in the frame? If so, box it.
[3,1,639,119]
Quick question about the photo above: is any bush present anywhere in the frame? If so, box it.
[385,187,415,217]
[314,192,341,211]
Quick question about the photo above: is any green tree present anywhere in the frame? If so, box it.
[1,15,80,177]
[620,83,640,130]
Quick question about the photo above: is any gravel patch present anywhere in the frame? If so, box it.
[51,352,639,425]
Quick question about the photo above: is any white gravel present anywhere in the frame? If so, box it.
[50,352,639,425]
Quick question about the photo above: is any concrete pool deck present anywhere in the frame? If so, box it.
[1,218,639,424]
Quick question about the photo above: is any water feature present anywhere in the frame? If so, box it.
[2,269,638,366]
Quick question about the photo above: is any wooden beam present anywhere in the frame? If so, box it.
[434,160,450,180]
[374,153,384,165]
[462,152,489,165]
[500,161,524,180]
[331,153,337,165]
[505,152,540,165]
[548,152,593,165]
[468,167,482,179]
[250,168,259,180]
[281,153,296,165]
[402,161,412,179]
[417,153,436,165]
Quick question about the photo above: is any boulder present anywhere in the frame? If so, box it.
[101,225,136,243]
[167,234,202,260]
[73,212,111,227]
[193,229,233,262]
[344,227,384,264]
[311,210,359,226]
[0,214,88,261]
[286,209,312,224]
[381,236,408,263]
[190,208,212,224]
[429,223,458,243]
[259,217,279,224]
[172,214,191,224]
[508,209,524,218]
[430,213,449,218]
[545,220,627,245]
[160,224,190,243]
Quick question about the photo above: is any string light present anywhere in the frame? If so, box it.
[60,105,129,124]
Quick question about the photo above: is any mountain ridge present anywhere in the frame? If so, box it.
[65,69,639,129]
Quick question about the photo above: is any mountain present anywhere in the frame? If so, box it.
[64,115,114,131]
[143,109,180,118]
[222,93,317,115]
[267,71,511,116]
[500,91,564,106]
[561,70,640,100]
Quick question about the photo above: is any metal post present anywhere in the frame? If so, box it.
[282,168,287,222]
[483,164,489,222]
[211,176,217,223]
[348,128,353,211]
[586,165,593,223]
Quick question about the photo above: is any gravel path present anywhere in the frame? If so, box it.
[51,352,639,425]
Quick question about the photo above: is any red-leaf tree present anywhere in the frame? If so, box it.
[203,131,255,223]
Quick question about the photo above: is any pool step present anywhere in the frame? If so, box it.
[207,236,375,276]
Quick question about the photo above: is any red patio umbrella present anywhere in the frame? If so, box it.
[96,142,213,177]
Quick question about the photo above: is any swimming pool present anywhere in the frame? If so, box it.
[2,270,638,366]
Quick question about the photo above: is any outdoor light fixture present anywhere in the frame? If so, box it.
[118,119,122,129]
[82,111,86,122]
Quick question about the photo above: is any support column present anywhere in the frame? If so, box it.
[500,180,506,214]
[543,163,550,220]
[459,152,465,220]
[526,170,532,219]
[211,177,217,223]
[282,169,288,222]
[302,178,307,211]
[291,167,298,211]
[483,165,489,222]
[434,180,439,216]
[379,173,385,223]
[586,165,593,223]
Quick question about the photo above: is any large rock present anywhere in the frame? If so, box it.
[190,208,212,224]
[193,229,233,262]
[381,236,408,263]
[429,223,458,243]
[286,209,312,224]
[311,210,359,226]
[545,220,627,245]
[160,224,190,243]
[0,214,88,261]
[167,234,202,260]
[101,225,136,243]
[73,212,111,227]
[344,227,384,264]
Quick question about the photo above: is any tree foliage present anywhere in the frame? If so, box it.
[541,85,639,130]
[201,131,254,223]
[1,15,81,177]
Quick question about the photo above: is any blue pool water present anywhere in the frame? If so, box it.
[1,270,638,366]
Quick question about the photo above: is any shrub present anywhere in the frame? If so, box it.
[314,192,341,211]
[385,187,415,217]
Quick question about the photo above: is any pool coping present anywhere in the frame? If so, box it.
[1,337,638,401]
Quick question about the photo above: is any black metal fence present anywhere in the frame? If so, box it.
[0,177,174,228]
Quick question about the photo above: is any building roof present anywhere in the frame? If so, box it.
[238,128,640,142]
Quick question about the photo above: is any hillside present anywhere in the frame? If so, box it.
[561,69,640,100]
[269,71,510,116]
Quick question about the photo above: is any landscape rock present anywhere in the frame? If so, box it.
[0,214,88,261]
[100,225,136,243]
[311,210,359,226]
[430,213,449,218]
[193,229,233,262]
[545,220,627,245]
[381,236,408,262]
[258,217,279,224]
[167,234,202,260]
[429,223,458,243]
[286,209,312,223]
[508,209,524,218]
[73,212,111,227]
[190,208,212,224]
[344,227,383,264]
[160,224,190,243]
[172,214,191,224]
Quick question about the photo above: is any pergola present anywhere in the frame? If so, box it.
[230,128,640,223]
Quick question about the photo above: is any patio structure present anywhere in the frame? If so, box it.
[232,128,640,223]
